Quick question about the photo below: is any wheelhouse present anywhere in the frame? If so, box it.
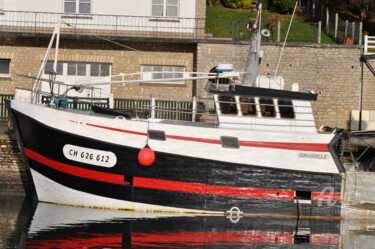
[213,85,318,133]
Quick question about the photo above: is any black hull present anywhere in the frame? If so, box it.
[10,108,342,217]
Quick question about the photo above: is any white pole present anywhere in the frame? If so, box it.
[53,18,61,72]
[192,96,196,122]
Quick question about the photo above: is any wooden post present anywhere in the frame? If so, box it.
[359,22,363,45]
[345,20,348,38]
[326,8,329,34]
[334,13,338,41]
[352,22,355,41]
[318,21,321,44]
[312,0,316,19]
[277,21,281,42]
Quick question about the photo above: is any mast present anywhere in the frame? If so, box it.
[242,0,263,86]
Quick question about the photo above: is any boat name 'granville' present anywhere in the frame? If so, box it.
[298,153,330,160]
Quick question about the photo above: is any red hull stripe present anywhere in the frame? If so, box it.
[25,148,125,185]
[68,120,329,152]
[311,192,341,202]
[24,148,339,201]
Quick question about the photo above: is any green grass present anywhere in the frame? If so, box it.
[206,5,336,44]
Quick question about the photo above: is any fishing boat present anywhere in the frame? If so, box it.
[7,1,345,217]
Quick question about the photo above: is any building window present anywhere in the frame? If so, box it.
[44,62,63,75]
[64,0,91,14]
[91,63,110,77]
[44,62,111,77]
[259,98,276,117]
[141,65,185,83]
[0,59,10,77]
[278,99,295,119]
[152,0,179,17]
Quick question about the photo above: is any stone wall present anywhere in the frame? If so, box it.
[196,42,375,129]
[0,134,27,196]
[0,36,196,100]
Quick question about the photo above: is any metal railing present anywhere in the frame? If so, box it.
[114,98,193,121]
[0,94,14,121]
[364,35,375,55]
[207,19,323,44]
[0,10,206,39]
[41,96,110,111]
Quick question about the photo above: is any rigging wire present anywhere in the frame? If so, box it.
[274,1,298,77]
[61,20,140,52]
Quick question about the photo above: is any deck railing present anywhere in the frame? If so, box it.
[0,10,206,39]
[113,98,194,121]
[41,96,110,111]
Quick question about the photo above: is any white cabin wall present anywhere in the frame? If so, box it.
[4,0,197,18]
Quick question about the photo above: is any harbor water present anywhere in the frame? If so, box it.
[1,195,375,248]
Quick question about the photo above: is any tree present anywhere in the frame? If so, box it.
[273,0,296,14]
[222,0,254,9]
[206,0,220,7]
[349,0,375,22]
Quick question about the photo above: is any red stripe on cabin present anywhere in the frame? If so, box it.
[69,120,329,152]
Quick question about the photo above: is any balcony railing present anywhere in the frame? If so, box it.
[0,10,206,39]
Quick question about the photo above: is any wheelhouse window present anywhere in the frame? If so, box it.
[64,0,91,14]
[0,59,10,77]
[219,96,237,115]
[240,97,256,116]
[141,65,185,84]
[278,99,295,119]
[259,98,276,117]
[152,0,179,17]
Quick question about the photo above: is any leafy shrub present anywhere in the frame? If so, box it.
[273,0,296,13]
[222,0,254,9]
[267,14,285,30]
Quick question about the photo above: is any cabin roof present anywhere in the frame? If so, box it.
[211,85,318,101]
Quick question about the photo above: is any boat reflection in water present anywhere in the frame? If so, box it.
[23,203,340,248]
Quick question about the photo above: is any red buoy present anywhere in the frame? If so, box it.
[138,145,155,166]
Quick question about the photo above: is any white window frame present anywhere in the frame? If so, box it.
[141,65,186,84]
[152,0,180,17]
[64,0,91,14]
[0,59,10,77]
[44,61,111,77]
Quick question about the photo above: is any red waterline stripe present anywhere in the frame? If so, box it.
[133,177,295,200]
[311,192,341,202]
[69,120,329,152]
